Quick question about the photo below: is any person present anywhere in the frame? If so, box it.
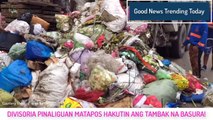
[183,21,208,78]
[202,23,213,70]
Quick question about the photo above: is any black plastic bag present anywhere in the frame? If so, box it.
[17,12,33,24]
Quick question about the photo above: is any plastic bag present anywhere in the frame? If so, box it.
[28,63,71,108]
[117,74,144,94]
[185,74,203,93]
[0,60,32,92]
[32,24,46,35]
[17,12,33,24]
[202,88,213,107]
[8,43,26,60]
[144,95,163,108]
[142,80,178,106]
[74,88,104,103]
[156,69,171,80]
[5,19,30,34]
[180,93,204,103]
[162,59,171,67]
[78,24,113,42]
[73,33,94,49]
[87,50,122,74]
[26,41,53,61]
[171,73,189,91]
[133,95,147,108]
[89,65,117,91]
[55,14,71,32]
[126,23,148,35]
[141,72,157,84]
[70,48,94,75]
[101,0,126,32]
[0,32,26,51]
[0,89,20,108]
[169,62,186,76]
[44,32,62,43]
[61,97,96,108]
[123,59,139,78]
[0,52,11,71]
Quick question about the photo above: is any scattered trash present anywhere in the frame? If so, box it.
[202,88,213,107]
[0,1,207,108]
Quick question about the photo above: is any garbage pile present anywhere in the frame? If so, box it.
[0,0,212,108]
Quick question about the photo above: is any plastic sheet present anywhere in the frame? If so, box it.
[0,60,32,92]
[143,80,178,106]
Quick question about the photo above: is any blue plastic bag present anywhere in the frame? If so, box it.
[26,40,53,61]
[180,93,205,103]
[0,60,32,92]
[162,59,171,67]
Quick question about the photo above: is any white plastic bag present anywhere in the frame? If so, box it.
[29,63,72,108]
[0,52,12,71]
[117,74,144,94]
[101,0,126,32]
[5,19,30,34]
[73,33,94,48]
[33,24,46,35]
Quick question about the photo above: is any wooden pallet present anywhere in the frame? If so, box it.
[9,0,51,3]
[1,3,61,12]
[8,0,58,7]
[1,4,40,9]
[1,9,41,18]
